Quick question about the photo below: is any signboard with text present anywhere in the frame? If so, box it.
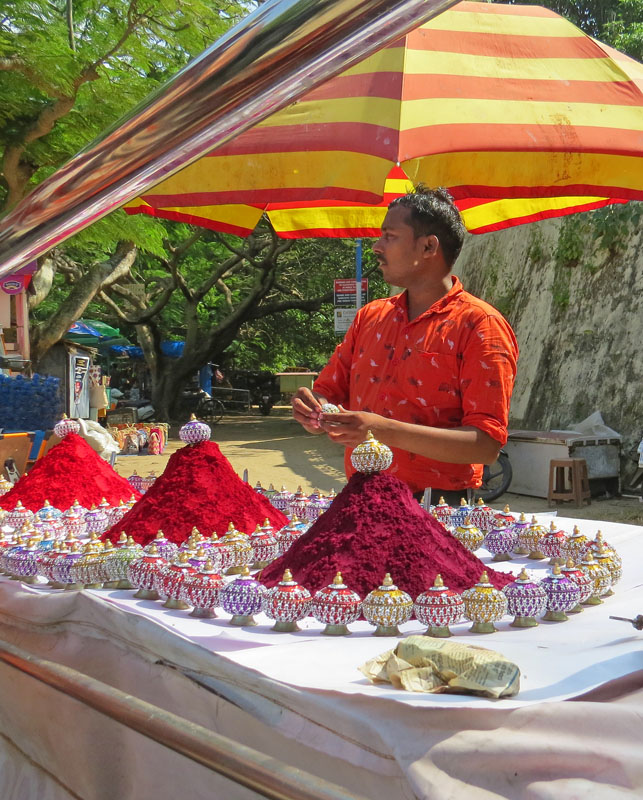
[334,279,368,308]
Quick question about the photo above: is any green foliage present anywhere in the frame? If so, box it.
[591,202,643,257]
[602,0,643,61]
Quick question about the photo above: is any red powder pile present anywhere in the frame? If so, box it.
[104,440,288,546]
[0,433,140,512]
[260,472,512,598]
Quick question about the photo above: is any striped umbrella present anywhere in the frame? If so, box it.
[126,1,642,238]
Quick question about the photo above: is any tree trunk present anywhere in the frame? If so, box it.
[30,241,137,365]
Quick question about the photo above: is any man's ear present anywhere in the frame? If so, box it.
[424,234,439,255]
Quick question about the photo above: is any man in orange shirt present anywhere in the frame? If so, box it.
[292,187,518,501]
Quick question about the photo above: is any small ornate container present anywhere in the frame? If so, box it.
[53,414,81,437]
[36,500,63,522]
[311,572,362,636]
[564,525,589,564]
[270,486,294,513]
[155,553,197,609]
[511,512,530,555]
[0,476,13,496]
[140,472,157,493]
[503,569,548,627]
[540,563,581,621]
[127,544,167,600]
[52,543,85,588]
[304,493,327,522]
[3,537,27,579]
[450,498,473,529]
[262,569,312,632]
[218,523,253,574]
[10,538,43,584]
[63,502,87,539]
[484,522,517,561]
[462,572,508,634]
[85,541,116,587]
[540,521,568,564]
[109,500,129,527]
[275,519,306,555]
[104,536,144,589]
[516,517,547,560]
[144,530,179,562]
[413,574,464,637]
[179,415,211,445]
[452,517,485,552]
[579,551,611,605]
[263,484,278,503]
[221,566,266,626]
[469,498,495,532]
[6,501,34,530]
[432,497,452,527]
[350,431,393,474]
[127,472,143,494]
[561,558,593,612]
[68,540,105,588]
[180,559,225,618]
[288,486,309,519]
[362,573,413,637]
[586,530,615,557]
[320,403,340,414]
[84,504,110,535]
[250,524,280,569]
[38,543,64,586]
[494,505,516,528]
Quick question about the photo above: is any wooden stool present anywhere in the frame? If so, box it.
[548,458,591,507]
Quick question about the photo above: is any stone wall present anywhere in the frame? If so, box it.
[455,208,643,462]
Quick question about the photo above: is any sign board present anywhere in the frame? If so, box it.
[334,279,368,308]
[334,307,359,334]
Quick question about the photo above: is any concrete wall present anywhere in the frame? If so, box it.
[455,211,643,460]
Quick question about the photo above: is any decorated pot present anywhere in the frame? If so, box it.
[262,569,312,632]
[35,500,63,523]
[362,573,413,637]
[63,502,87,539]
[311,572,362,636]
[109,500,129,528]
[593,540,622,591]
[38,544,64,586]
[494,505,516,528]
[53,414,80,437]
[220,567,266,626]
[288,486,309,519]
[144,531,179,563]
[140,472,157,493]
[218,523,253,575]
[250,524,280,569]
[2,537,27,578]
[484,522,517,561]
[127,472,143,494]
[432,497,452,527]
[180,559,225,618]
[452,517,485,552]
[179,415,211,445]
[350,431,393,474]
[413,574,464,637]
[579,552,612,605]
[103,536,144,589]
[5,501,34,531]
[187,547,210,573]
[304,493,327,522]
[0,476,13,497]
[450,498,474,528]
[564,525,589,564]
[540,521,568,564]
[503,569,548,627]
[275,518,306,555]
[586,530,615,557]
[540,563,581,622]
[127,544,167,600]
[52,543,85,588]
[461,572,508,634]
[9,538,43,584]
[85,541,116,587]
[68,541,105,589]
[511,512,531,555]
[516,517,548,560]
[84,505,110,536]
[270,486,294,513]
[469,498,495,532]
[155,554,197,609]
[263,484,278,503]
[561,558,593,613]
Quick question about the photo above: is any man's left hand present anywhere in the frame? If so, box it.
[319,408,386,446]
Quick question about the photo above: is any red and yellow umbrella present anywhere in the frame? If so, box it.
[126,1,642,237]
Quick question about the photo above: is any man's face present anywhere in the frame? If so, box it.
[372,206,428,286]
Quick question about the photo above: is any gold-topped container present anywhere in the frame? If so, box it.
[461,572,508,634]
[516,517,547,560]
[564,525,589,564]
[413,574,464,637]
[579,551,611,605]
[452,516,485,552]
[540,563,581,622]
[503,568,548,628]
[350,431,393,474]
[362,573,413,636]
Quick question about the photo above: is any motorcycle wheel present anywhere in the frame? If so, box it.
[477,451,512,503]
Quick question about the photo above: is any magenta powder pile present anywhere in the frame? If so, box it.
[0,433,140,512]
[104,440,288,546]
[261,472,512,597]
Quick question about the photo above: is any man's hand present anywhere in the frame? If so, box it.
[291,387,327,434]
[319,408,386,446]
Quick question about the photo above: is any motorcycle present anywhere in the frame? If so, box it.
[478,449,513,503]
[258,391,274,416]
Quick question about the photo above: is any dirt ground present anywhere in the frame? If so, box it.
[114,407,643,526]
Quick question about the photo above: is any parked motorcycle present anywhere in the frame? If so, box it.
[478,449,513,503]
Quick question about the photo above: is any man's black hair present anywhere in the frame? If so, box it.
[389,185,466,266]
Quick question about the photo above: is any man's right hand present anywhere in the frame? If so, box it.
[291,387,326,434]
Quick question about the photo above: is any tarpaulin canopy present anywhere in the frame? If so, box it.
[110,341,185,359]
[126,1,643,238]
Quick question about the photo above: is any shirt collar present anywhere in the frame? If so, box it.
[390,275,463,317]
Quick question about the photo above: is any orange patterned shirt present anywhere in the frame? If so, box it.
[314,277,518,493]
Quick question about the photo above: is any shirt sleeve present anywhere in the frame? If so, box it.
[313,311,362,405]
[459,311,518,445]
